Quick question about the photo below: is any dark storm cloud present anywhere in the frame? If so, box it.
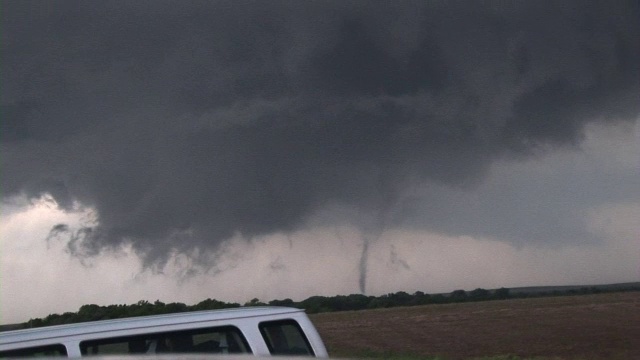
[2,1,639,267]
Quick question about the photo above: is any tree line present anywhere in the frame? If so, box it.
[18,283,640,329]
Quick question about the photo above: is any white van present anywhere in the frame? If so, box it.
[0,307,328,358]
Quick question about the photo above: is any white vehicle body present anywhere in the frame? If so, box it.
[0,307,328,358]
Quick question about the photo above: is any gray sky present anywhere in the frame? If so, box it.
[1,1,639,324]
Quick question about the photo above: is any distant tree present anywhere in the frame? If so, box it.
[193,298,236,311]
[373,294,393,308]
[469,288,490,301]
[389,291,413,307]
[494,287,511,300]
[54,312,77,325]
[430,294,447,304]
[26,318,44,328]
[77,304,103,322]
[130,300,155,317]
[411,291,432,305]
[244,298,266,307]
[106,304,129,319]
[300,296,331,313]
[164,302,188,314]
[344,294,373,310]
[450,290,468,302]
[366,297,386,309]
[269,298,295,307]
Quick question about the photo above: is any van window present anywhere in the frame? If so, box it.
[80,326,250,355]
[259,320,314,356]
[0,344,67,358]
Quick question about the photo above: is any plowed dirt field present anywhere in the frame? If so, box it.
[310,292,640,359]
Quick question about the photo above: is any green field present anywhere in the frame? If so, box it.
[310,292,640,360]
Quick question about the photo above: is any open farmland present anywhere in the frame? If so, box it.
[310,291,640,359]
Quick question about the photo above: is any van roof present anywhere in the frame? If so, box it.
[0,307,305,346]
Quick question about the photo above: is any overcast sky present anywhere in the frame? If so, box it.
[1,1,639,325]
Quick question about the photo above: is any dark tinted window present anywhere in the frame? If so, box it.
[259,320,314,356]
[0,344,67,358]
[80,326,250,355]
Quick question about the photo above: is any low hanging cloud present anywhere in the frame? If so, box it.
[2,1,639,283]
